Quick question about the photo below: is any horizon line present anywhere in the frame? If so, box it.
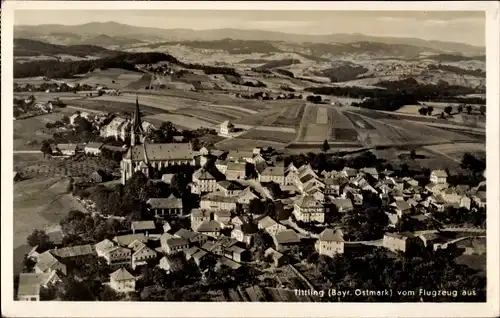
[14,21,485,48]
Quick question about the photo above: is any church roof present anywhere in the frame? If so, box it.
[125,143,195,161]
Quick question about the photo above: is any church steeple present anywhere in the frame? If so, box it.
[131,96,145,146]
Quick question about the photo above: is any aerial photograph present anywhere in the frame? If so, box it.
[12,9,487,302]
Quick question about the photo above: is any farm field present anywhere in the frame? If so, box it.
[342,111,376,129]
[143,113,216,130]
[13,176,84,274]
[66,98,162,115]
[241,128,297,144]
[92,93,198,111]
[13,110,75,150]
[423,143,485,162]
[233,109,282,126]
[215,138,286,151]
[328,108,359,142]
[297,104,330,142]
[173,107,237,124]
[14,92,84,103]
[76,69,145,89]
[271,103,305,128]
[373,148,463,172]
[206,104,257,115]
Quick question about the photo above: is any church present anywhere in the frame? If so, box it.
[120,97,197,184]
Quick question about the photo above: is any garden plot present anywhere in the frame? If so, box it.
[241,128,297,144]
[297,105,330,142]
[271,103,305,128]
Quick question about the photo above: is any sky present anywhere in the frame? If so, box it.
[14,10,486,46]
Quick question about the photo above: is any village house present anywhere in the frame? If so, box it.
[101,117,130,141]
[231,222,258,246]
[50,244,95,261]
[258,166,285,185]
[215,159,229,174]
[473,191,487,208]
[109,268,136,293]
[101,246,132,266]
[202,236,239,256]
[69,113,81,125]
[315,228,345,257]
[147,194,184,216]
[191,169,217,194]
[217,180,245,196]
[323,178,341,195]
[225,162,247,180]
[361,167,379,180]
[56,143,78,156]
[131,220,156,235]
[121,143,196,184]
[224,245,249,263]
[419,233,450,251]
[330,198,354,213]
[231,216,246,228]
[214,209,232,225]
[95,239,116,258]
[293,195,325,223]
[390,200,412,217]
[219,120,235,137]
[17,271,61,301]
[341,167,358,179]
[161,173,175,185]
[257,216,287,235]
[162,237,190,254]
[83,142,104,156]
[194,220,221,238]
[200,192,238,211]
[272,230,301,252]
[33,251,67,275]
[112,233,148,247]
[383,232,420,253]
[227,150,255,163]
[191,209,213,230]
[430,170,448,184]
[130,241,157,269]
[264,247,287,267]
[175,229,211,246]
[158,254,185,274]
[237,187,260,205]
[217,256,242,270]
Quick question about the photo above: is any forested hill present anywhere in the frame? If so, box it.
[14,38,120,57]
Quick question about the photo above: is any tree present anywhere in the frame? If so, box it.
[457,105,464,113]
[410,149,417,160]
[321,140,330,153]
[479,105,486,115]
[40,140,52,156]
[61,115,70,124]
[26,229,55,252]
[170,172,188,196]
[74,116,92,133]
[466,105,473,114]
[248,198,265,215]
[418,107,428,115]
[427,106,434,115]
[444,106,453,115]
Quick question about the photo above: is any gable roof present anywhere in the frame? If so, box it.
[113,233,147,246]
[147,197,183,209]
[318,228,344,242]
[128,239,147,252]
[175,228,199,240]
[217,180,244,190]
[18,273,56,297]
[193,168,216,181]
[34,251,61,273]
[431,170,448,178]
[131,220,156,232]
[95,239,115,251]
[50,244,94,258]
[392,200,411,211]
[110,268,135,281]
[274,230,300,244]
[260,166,284,177]
[294,195,321,208]
[196,220,221,233]
[258,216,278,229]
[385,232,415,240]
[226,162,246,171]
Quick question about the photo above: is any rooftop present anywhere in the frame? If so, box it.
[318,228,344,242]
[50,244,94,258]
[110,268,135,282]
[131,220,156,231]
[147,197,183,209]
[274,230,300,245]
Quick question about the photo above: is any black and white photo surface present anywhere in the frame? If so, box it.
[1,1,499,317]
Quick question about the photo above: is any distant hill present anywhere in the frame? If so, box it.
[15,22,485,55]
[14,38,120,57]
[146,38,283,54]
[259,59,301,69]
[78,34,144,46]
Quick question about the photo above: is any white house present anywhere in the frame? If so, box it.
[109,268,136,293]
[84,142,104,156]
[219,120,235,137]
[430,170,448,184]
[315,228,344,257]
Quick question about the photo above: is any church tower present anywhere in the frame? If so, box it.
[130,96,145,146]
